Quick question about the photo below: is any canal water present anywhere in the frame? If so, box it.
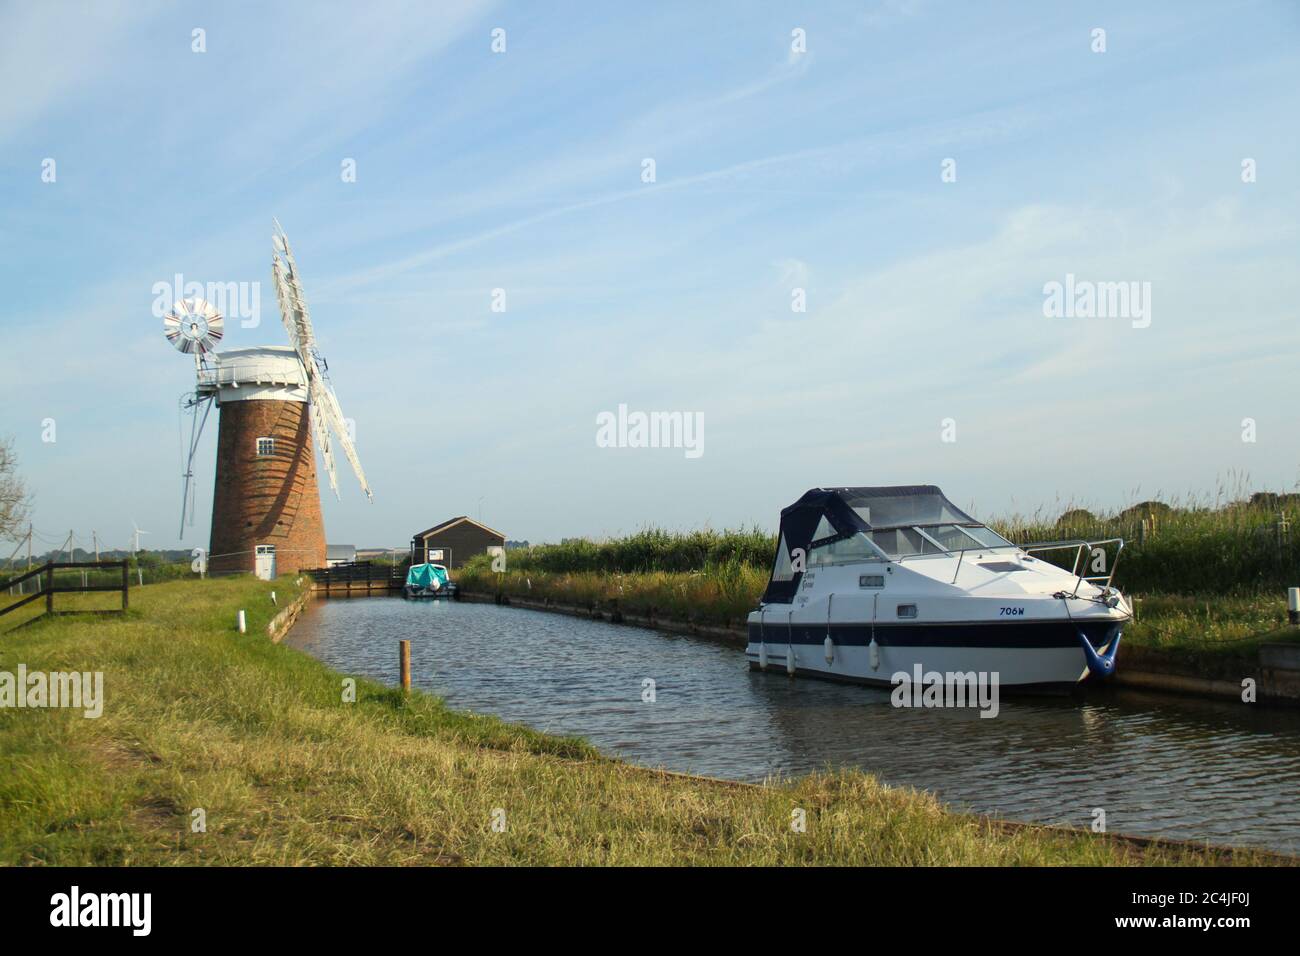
[285,597,1300,853]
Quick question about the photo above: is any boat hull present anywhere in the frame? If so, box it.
[403,583,458,600]
[743,620,1123,690]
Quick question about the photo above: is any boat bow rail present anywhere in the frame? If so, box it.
[1017,537,1125,600]
[940,536,1124,601]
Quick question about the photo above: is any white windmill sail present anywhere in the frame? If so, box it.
[310,373,371,498]
[272,219,316,354]
[310,389,340,497]
[271,220,373,502]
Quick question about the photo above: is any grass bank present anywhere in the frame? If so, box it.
[0,576,1277,865]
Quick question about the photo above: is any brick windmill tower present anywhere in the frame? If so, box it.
[167,222,371,577]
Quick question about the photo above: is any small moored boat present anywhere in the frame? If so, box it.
[746,486,1129,692]
[403,562,458,600]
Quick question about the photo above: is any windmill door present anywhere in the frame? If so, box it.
[255,545,276,581]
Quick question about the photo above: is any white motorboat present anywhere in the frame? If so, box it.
[746,486,1129,692]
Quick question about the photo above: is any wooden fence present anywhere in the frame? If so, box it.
[0,560,130,625]
[302,561,405,596]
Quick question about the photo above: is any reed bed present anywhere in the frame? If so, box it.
[461,563,769,628]
[993,488,1298,594]
[500,527,775,574]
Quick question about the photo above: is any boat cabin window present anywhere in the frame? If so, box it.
[917,524,986,552]
[770,533,796,581]
[955,525,1014,549]
[811,516,838,542]
[868,527,941,558]
[870,524,1013,558]
[809,532,884,567]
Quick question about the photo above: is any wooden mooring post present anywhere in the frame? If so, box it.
[399,640,411,692]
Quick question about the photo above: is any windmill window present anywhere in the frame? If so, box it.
[256,437,275,457]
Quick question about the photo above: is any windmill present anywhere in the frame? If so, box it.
[166,222,371,578]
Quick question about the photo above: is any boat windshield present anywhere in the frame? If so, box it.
[869,523,1014,559]
[844,490,976,528]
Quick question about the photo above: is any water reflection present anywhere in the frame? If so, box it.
[285,597,1300,852]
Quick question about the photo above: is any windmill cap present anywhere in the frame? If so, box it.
[198,346,308,402]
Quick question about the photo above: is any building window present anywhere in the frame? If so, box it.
[256,437,275,457]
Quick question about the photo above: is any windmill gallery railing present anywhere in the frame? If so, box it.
[0,560,130,626]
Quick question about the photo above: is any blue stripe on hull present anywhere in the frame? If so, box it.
[747,620,1121,650]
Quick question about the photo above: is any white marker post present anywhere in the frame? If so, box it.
[1288,587,1299,626]
[238,610,247,634]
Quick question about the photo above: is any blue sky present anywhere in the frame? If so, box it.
[1,0,1298,552]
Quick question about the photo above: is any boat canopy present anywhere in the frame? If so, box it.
[760,486,979,604]
[406,563,449,589]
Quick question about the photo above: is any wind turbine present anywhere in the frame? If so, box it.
[131,520,150,555]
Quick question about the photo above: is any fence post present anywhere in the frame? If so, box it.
[45,562,53,614]
[400,640,411,692]
[121,560,129,611]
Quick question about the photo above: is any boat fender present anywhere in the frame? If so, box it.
[1077,627,1122,679]
[824,594,834,665]
[869,637,880,671]
[759,642,768,671]
[786,611,796,675]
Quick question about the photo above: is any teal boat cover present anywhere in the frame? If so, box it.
[406,563,449,589]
